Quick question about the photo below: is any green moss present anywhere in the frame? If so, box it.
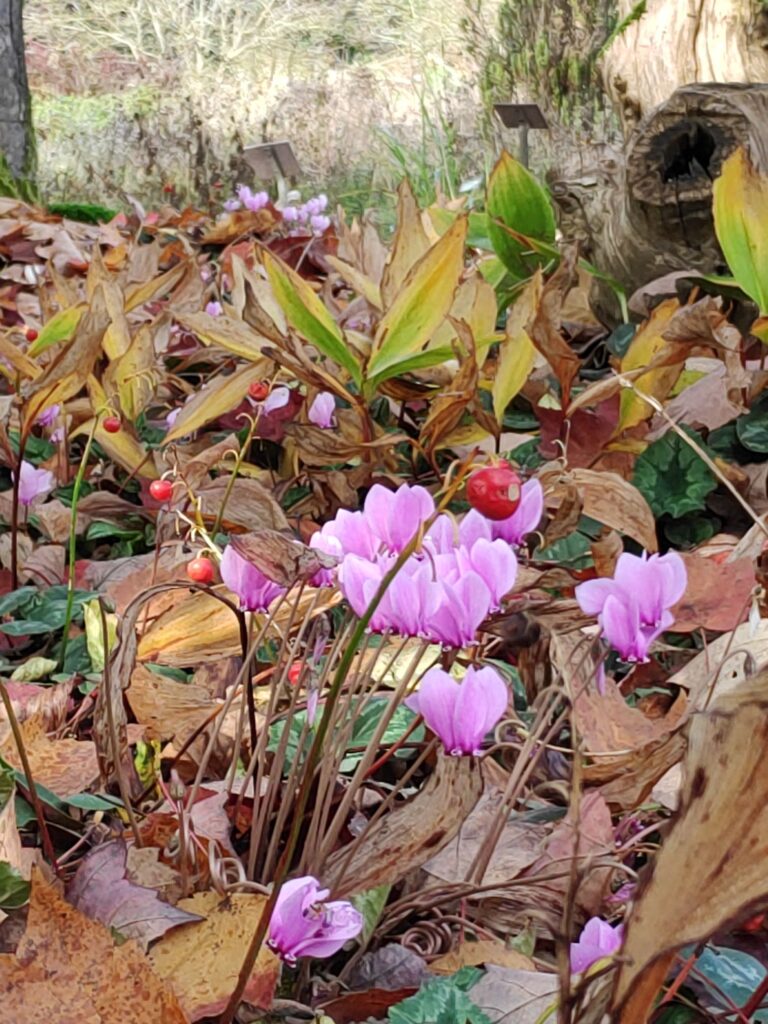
[47,202,120,223]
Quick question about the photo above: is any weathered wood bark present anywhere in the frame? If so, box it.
[596,83,768,292]
[602,0,768,135]
[0,0,32,178]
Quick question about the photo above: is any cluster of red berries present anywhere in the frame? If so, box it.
[466,461,522,520]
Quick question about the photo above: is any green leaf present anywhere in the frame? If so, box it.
[27,304,86,357]
[692,945,768,1021]
[389,970,490,1024]
[0,620,54,636]
[262,250,362,386]
[365,345,454,393]
[0,588,37,617]
[10,657,58,682]
[268,698,423,776]
[367,216,467,383]
[713,148,768,314]
[352,884,391,944]
[736,394,768,452]
[486,150,555,279]
[652,1005,707,1024]
[65,792,124,811]
[633,428,717,519]
[0,863,30,910]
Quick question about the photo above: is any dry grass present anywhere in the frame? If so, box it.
[24,0,500,208]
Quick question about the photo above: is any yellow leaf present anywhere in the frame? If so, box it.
[380,179,431,305]
[326,255,382,309]
[27,304,85,357]
[492,272,541,423]
[618,299,681,431]
[22,287,110,432]
[162,360,271,443]
[83,599,117,672]
[262,250,362,384]
[368,215,467,381]
[713,147,768,313]
[430,274,498,353]
[174,311,270,362]
[124,260,191,312]
[149,891,279,1021]
[79,376,157,479]
[104,319,161,420]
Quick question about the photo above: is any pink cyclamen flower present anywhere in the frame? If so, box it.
[488,478,544,545]
[304,195,328,216]
[36,404,60,428]
[406,666,508,756]
[220,545,285,612]
[15,460,55,506]
[570,917,624,974]
[310,214,331,235]
[205,300,223,317]
[281,205,299,223]
[363,483,435,553]
[575,550,687,662]
[261,386,291,415]
[268,875,363,964]
[308,391,336,429]
[236,185,269,212]
[223,198,241,212]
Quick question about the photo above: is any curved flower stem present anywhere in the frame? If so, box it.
[0,680,59,875]
[59,416,99,670]
[219,458,475,1024]
[211,417,257,539]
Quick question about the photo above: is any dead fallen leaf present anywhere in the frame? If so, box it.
[423,787,548,889]
[323,754,483,897]
[0,869,188,1023]
[0,714,99,797]
[670,551,755,633]
[430,939,535,974]
[67,841,202,950]
[469,965,558,1024]
[669,619,768,709]
[149,890,279,1021]
[613,676,768,1020]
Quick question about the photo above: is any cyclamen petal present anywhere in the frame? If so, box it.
[308,391,336,429]
[490,478,544,545]
[407,665,508,756]
[16,460,55,506]
[220,545,285,612]
[268,875,362,963]
[575,549,687,663]
[570,917,623,974]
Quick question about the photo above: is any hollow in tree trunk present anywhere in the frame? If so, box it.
[0,0,33,180]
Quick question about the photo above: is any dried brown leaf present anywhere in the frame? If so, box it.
[67,840,202,949]
[149,890,279,1022]
[323,754,484,897]
[0,870,189,1023]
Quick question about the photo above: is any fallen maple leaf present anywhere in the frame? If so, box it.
[67,840,202,949]
[0,869,189,1023]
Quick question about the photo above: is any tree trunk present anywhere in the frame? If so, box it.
[601,0,768,136]
[549,1,768,315]
[597,83,768,293]
[0,0,32,179]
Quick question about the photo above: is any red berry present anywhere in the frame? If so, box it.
[163,183,174,194]
[467,462,522,521]
[287,661,303,686]
[740,913,766,933]
[25,327,38,342]
[149,479,174,503]
[248,381,269,401]
[103,415,121,434]
[187,557,214,584]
